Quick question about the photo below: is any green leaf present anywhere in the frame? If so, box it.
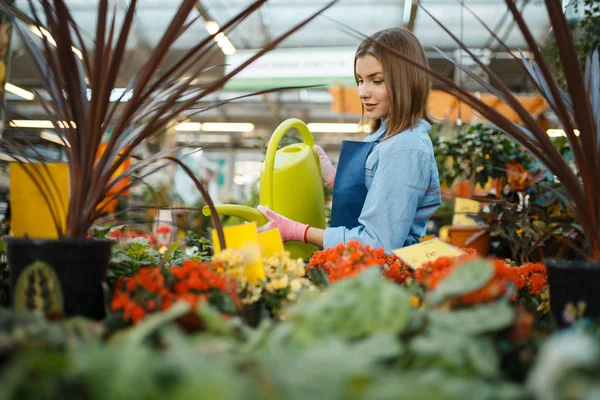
[428,301,515,335]
[196,302,233,336]
[308,267,329,287]
[109,302,190,346]
[466,336,500,378]
[289,269,412,341]
[428,260,495,304]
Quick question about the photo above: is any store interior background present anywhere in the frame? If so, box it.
[0,0,577,232]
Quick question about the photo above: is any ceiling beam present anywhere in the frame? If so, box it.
[406,0,419,32]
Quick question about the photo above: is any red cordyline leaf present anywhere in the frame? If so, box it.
[332,0,600,261]
[2,0,338,245]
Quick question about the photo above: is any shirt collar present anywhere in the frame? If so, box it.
[368,118,389,139]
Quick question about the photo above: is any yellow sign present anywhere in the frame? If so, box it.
[212,222,266,284]
[10,163,69,239]
[393,238,464,270]
[258,228,284,258]
[452,197,481,226]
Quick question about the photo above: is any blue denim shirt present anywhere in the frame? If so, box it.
[323,119,441,253]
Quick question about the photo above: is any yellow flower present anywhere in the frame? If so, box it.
[289,279,302,292]
[158,245,168,254]
[286,292,297,301]
[410,295,421,307]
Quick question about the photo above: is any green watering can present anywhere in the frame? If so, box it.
[203,118,326,259]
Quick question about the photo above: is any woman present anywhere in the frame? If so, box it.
[258,27,441,253]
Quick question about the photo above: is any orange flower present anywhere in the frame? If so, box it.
[508,308,533,343]
[174,281,189,294]
[505,161,532,191]
[130,304,146,324]
[307,240,412,284]
[146,299,157,311]
[111,262,240,325]
[110,293,130,311]
[170,266,188,280]
[126,279,137,292]
[529,273,547,295]
[419,256,548,307]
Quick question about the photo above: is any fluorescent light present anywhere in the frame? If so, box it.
[85,88,134,102]
[233,175,246,185]
[175,122,202,131]
[204,20,236,55]
[30,24,83,60]
[402,0,412,25]
[308,123,368,133]
[40,131,70,147]
[71,46,83,60]
[218,36,236,55]
[5,83,35,100]
[0,153,17,162]
[10,120,54,129]
[30,25,56,46]
[9,120,76,129]
[547,129,581,137]
[202,122,254,132]
[205,21,220,35]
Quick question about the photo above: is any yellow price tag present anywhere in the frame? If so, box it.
[452,197,481,226]
[393,238,464,270]
[212,222,266,284]
[258,228,284,258]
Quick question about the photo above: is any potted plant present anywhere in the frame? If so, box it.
[344,0,599,323]
[436,123,533,197]
[434,123,535,255]
[0,0,335,319]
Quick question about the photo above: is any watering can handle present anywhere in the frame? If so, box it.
[263,118,317,208]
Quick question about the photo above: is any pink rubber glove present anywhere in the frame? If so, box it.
[313,144,336,189]
[257,205,310,243]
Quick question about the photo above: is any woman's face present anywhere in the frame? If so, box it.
[355,55,391,121]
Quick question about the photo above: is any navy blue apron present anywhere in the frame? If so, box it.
[330,130,386,228]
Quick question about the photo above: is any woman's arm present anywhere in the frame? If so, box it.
[322,149,431,252]
[306,227,324,247]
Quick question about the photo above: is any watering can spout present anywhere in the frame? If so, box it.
[202,205,268,226]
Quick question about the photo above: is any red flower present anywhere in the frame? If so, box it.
[508,308,533,343]
[419,256,548,307]
[108,228,124,239]
[157,226,172,234]
[307,240,413,284]
[529,273,547,296]
[110,293,130,311]
[110,261,240,325]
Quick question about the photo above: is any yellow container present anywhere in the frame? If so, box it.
[10,163,69,239]
[204,119,326,259]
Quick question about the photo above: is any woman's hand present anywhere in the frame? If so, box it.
[313,145,336,189]
[257,205,310,242]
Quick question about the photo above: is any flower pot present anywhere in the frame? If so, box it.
[447,226,490,256]
[4,237,113,320]
[546,259,600,326]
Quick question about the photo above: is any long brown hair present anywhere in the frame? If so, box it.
[355,28,432,139]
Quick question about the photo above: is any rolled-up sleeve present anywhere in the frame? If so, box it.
[323,149,430,253]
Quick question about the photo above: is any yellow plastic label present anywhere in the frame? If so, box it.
[452,197,481,226]
[393,238,464,270]
[10,163,69,239]
[258,228,284,258]
[212,222,266,284]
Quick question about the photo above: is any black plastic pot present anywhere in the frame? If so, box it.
[546,259,600,326]
[4,237,113,320]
